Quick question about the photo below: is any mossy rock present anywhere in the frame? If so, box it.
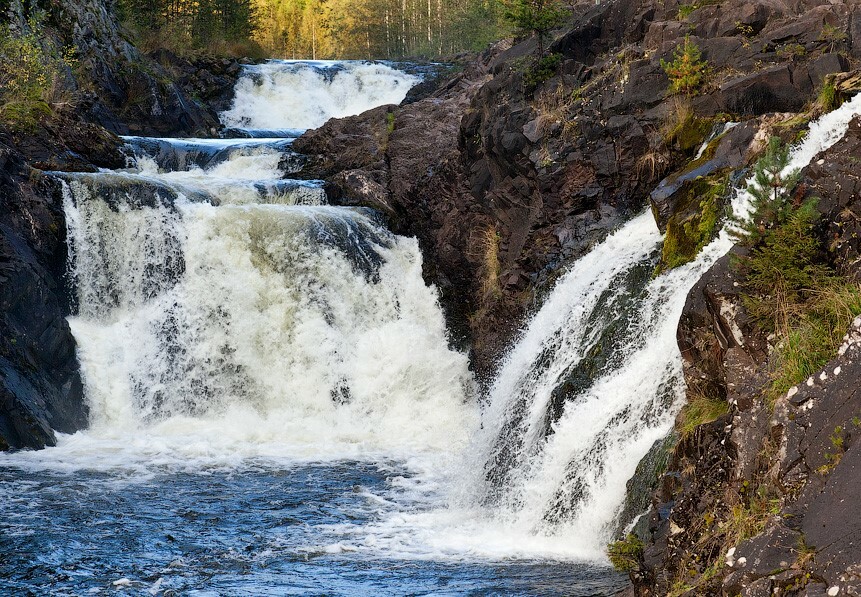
[658,170,730,273]
[665,113,717,153]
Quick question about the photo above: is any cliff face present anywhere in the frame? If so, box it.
[294,0,858,379]
[629,116,861,597]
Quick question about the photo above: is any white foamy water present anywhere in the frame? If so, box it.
[220,61,419,131]
[60,189,476,461]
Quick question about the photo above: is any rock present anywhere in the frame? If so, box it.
[5,0,221,136]
[717,65,803,116]
[803,116,861,282]
[0,144,87,449]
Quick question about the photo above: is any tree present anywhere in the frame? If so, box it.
[660,35,708,96]
[731,136,801,246]
[503,0,568,58]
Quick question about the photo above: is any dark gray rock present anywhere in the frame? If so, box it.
[0,145,87,450]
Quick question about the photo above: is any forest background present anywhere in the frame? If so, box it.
[117,0,527,60]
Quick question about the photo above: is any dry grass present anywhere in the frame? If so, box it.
[531,84,581,141]
[661,97,693,144]
[636,149,670,182]
[478,225,502,301]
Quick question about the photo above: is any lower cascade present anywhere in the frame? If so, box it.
[3,55,861,594]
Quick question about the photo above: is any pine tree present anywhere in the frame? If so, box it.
[730,136,801,246]
[502,0,567,58]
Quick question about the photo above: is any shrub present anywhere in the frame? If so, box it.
[731,137,861,404]
[503,0,568,58]
[608,534,644,572]
[730,136,800,246]
[661,36,708,96]
[521,52,563,92]
[820,23,848,53]
[0,16,74,130]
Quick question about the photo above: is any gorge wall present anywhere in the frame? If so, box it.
[294,0,861,379]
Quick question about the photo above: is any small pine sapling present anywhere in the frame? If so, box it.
[730,136,801,246]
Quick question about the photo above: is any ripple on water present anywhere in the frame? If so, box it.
[0,461,626,595]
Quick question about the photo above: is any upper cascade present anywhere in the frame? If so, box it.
[220,61,420,133]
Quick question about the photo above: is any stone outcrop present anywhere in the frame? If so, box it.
[4,0,226,137]
[0,142,90,449]
[628,113,861,596]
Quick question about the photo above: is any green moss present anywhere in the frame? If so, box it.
[664,112,715,152]
[818,80,841,113]
[659,172,728,272]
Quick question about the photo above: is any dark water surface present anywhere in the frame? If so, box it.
[0,462,627,595]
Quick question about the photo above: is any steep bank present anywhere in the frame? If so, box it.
[627,105,861,597]
[294,0,859,378]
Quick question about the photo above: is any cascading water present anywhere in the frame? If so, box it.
[464,92,861,556]
[2,56,860,594]
[220,60,420,134]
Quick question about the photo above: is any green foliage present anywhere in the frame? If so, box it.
[503,0,568,57]
[741,201,831,309]
[253,0,508,60]
[730,136,801,246]
[818,425,848,474]
[676,0,721,20]
[607,534,644,572]
[661,99,715,152]
[731,136,861,405]
[119,0,258,57]
[661,36,708,96]
[820,23,848,53]
[776,42,806,60]
[677,4,697,19]
[0,15,73,130]
[519,52,562,91]
[765,281,861,403]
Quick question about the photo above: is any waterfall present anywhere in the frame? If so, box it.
[58,99,475,461]
[467,92,861,556]
[9,59,861,573]
[220,61,419,133]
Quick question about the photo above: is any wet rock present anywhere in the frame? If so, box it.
[0,145,87,449]
[650,120,759,232]
[803,116,861,282]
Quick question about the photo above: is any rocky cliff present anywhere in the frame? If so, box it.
[294,0,858,380]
